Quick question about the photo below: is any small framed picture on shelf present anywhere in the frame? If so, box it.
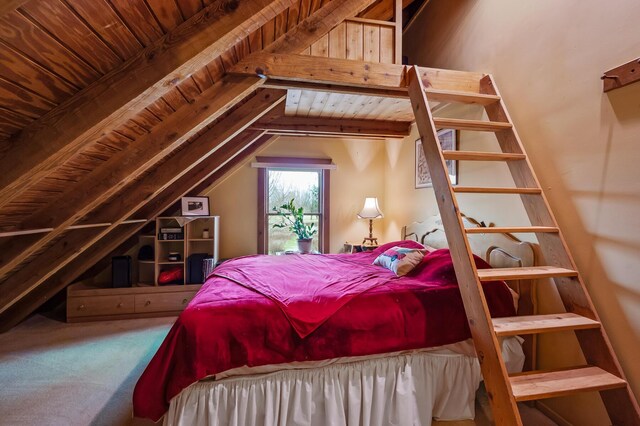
[180,196,210,216]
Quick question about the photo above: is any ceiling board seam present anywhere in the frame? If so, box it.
[58,0,126,65]
[140,0,168,37]
[0,75,59,107]
[0,38,80,93]
[104,0,147,49]
[15,7,105,77]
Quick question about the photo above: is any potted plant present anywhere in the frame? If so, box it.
[272,198,317,253]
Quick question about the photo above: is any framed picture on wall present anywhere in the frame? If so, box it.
[415,129,459,188]
[180,196,210,216]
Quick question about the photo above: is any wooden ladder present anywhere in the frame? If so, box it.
[407,66,640,425]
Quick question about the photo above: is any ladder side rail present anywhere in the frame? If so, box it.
[480,74,640,424]
[408,66,523,426]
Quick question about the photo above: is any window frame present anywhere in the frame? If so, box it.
[257,157,331,254]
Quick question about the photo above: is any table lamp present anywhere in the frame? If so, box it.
[357,197,383,246]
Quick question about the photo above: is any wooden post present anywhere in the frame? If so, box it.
[394,0,402,64]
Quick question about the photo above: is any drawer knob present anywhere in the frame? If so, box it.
[145,300,151,306]
[78,304,85,310]
[117,302,123,308]
[182,298,188,304]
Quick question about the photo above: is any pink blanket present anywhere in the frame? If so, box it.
[133,242,515,421]
[212,253,401,337]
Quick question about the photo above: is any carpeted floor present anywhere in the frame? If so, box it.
[0,313,557,426]
[0,313,174,426]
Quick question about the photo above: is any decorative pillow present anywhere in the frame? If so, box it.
[371,240,426,255]
[373,246,427,276]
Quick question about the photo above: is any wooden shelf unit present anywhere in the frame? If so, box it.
[67,216,219,322]
[154,216,219,286]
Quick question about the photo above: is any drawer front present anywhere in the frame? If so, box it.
[68,295,135,318]
[134,291,197,313]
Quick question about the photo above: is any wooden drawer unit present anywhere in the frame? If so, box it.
[134,291,197,313]
[68,294,135,318]
[67,282,202,322]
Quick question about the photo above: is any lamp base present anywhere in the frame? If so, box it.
[361,237,378,246]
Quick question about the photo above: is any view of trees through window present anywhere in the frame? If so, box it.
[267,169,321,254]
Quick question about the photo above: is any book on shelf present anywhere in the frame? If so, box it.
[158,232,184,240]
[160,227,183,233]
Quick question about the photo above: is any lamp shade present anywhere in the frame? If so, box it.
[357,197,384,219]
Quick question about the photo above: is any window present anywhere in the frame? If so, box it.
[256,157,331,254]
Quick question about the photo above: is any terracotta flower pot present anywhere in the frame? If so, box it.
[297,238,313,254]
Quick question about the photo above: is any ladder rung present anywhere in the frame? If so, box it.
[477,266,578,281]
[433,117,512,132]
[425,89,501,105]
[465,226,559,234]
[453,186,542,194]
[493,313,600,336]
[510,366,627,402]
[442,151,526,161]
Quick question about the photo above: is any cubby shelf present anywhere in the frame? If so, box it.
[153,216,219,286]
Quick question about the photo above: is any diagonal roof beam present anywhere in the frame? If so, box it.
[0,0,380,280]
[0,90,283,315]
[0,0,296,211]
[0,132,275,332]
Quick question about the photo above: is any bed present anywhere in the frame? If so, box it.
[133,215,537,425]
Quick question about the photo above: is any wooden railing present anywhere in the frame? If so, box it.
[303,14,401,64]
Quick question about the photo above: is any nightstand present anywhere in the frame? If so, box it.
[343,242,379,253]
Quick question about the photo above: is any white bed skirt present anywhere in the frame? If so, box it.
[164,351,483,426]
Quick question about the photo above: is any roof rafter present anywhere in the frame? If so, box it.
[251,104,412,138]
[0,0,296,211]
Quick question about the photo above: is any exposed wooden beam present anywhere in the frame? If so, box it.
[0,91,283,315]
[394,0,402,64]
[0,75,264,279]
[151,133,275,219]
[252,115,412,137]
[359,0,415,21]
[232,53,409,90]
[0,133,274,332]
[263,80,409,98]
[235,54,485,93]
[0,0,296,211]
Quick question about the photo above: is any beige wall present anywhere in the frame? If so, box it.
[202,136,389,259]
[403,0,640,423]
